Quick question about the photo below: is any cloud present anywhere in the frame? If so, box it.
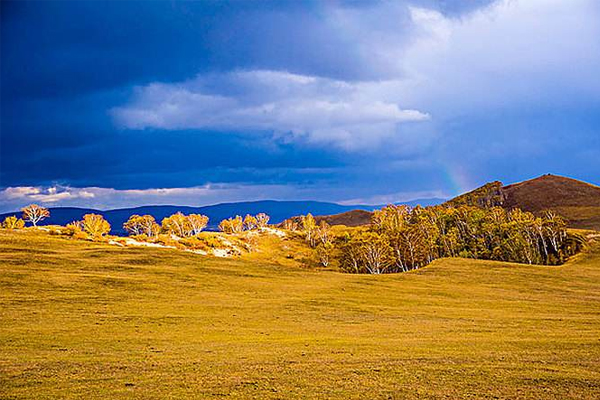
[112,70,429,150]
[112,0,600,155]
[3,0,600,205]
[0,184,294,213]
[2,187,42,199]
[1,185,92,204]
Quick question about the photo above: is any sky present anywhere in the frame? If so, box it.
[1,0,599,212]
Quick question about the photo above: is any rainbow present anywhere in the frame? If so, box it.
[441,164,474,197]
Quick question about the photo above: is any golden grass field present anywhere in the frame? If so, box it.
[1,229,600,399]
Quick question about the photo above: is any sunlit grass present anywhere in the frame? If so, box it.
[1,229,599,399]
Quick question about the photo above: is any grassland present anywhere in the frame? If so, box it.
[1,229,600,399]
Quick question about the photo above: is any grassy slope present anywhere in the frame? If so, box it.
[1,230,600,399]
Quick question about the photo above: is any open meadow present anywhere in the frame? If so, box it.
[1,229,600,399]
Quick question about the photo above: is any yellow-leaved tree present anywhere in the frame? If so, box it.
[301,213,317,247]
[81,214,111,239]
[219,215,243,234]
[123,214,160,237]
[187,214,209,235]
[256,213,270,228]
[2,216,25,229]
[243,214,258,231]
[161,212,192,238]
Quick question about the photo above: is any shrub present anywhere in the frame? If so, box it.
[65,221,87,240]
[2,216,25,230]
[179,236,209,251]
[155,234,182,249]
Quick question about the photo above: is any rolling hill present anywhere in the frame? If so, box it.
[313,209,374,227]
[1,228,599,398]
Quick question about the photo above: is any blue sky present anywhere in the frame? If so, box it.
[1,0,599,212]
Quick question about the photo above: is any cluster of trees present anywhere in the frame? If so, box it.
[218,213,270,233]
[0,204,114,241]
[2,204,274,241]
[1,204,50,228]
[3,203,583,272]
[124,212,270,238]
[160,213,209,237]
[121,212,210,239]
[121,212,212,240]
[298,205,583,274]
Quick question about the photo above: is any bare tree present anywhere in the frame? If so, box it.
[21,204,50,226]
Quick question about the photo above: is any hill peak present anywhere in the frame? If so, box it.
[505,173,597,189]
[446,174,600,230]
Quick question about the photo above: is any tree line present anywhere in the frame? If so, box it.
[2,204,272,240]
[297,205,585,273]
[3,203,585,272]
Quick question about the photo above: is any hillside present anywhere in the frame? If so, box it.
[503,175,600,229]
[282,209,373,228]
[446,174,600,230]
[1,229,599,399]
[315,209,373,227]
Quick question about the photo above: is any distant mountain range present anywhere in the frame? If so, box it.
[0,198,445,235]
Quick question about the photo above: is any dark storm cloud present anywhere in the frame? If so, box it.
[1,0,599,212]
